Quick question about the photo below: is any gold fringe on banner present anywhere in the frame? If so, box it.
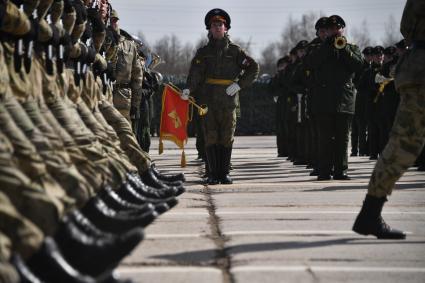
[180,149,186,167]
[159,139,164,155]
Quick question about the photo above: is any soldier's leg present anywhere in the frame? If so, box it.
[99,100,151,174]
[350,117,359,156]
[333,113,352,178]
[217,109,236,184]
[316,115,333,179]
[368,85,425,197]
[202,107,220,184]
[0,232,19,283]
[0,192,44,260]
[4,95,93,205]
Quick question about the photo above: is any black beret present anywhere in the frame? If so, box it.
[384,46,397,56]
[315,17,328,30]
[295,40,309,50]
[204,8,231,30]
[327,15,345,28]
[372,45,384,55]
[362,46,374,55]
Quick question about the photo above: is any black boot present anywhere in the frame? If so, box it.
[54,219,143,277]
[25,237,96,283]
[127,173,184,197]
[117,183,178,209]
[151,164,186,182]
[352,194,406,239]
[205,145,219,185]
[80,198,157,233]
[11,254,41,283]
[141,168,182,189]
[219,145,233,184]
[98,185,155,213]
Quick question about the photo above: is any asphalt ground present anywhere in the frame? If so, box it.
[117,136,425,283]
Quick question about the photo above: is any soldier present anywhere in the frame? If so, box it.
[307,15,364,180]
[109,9,144,131]
[181,8,259,184]
[353,0,425,239]
[352,46,374,157]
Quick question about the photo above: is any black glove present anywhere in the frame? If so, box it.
[49,24,61,47]
[85,46,96,64]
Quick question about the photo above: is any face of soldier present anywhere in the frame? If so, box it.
[296,49,306,58]
[317,28,327,41]
[111,17,119,32]
[99,0,109,22]
[210,21,227,39]
[372,54,384,65]
[326,25,343,37]
[364,54,373,64]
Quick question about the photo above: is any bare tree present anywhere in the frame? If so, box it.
[382,14,402,47]
[259,43,279,75]
[349,19,375,49]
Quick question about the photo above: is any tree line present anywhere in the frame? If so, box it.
[138,12,402,77]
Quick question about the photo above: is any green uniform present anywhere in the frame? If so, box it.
[186,35,259,147]
[367,0,425,197]
[307,38,363,178]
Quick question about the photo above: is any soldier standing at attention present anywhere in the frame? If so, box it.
[181,8,259,184]
[307,15,364,180]
[353,0,425,239]
[109,9,144,132]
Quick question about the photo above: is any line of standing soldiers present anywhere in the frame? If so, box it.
[271,15,424,180]
[0,0,186,282]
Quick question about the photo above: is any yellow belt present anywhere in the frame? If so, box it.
[205,78,234,86]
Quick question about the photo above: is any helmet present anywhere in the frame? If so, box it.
[204,8,231,30]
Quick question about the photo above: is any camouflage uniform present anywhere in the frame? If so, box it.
[367,0,425,197]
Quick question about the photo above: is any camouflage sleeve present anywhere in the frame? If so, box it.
[130,42,144,110]
[236,49,259,89]
[186,49,206,92]
[0,1,30,35]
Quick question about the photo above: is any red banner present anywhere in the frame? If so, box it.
[159,84,189,166]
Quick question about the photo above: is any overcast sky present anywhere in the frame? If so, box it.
[111,0,405,58]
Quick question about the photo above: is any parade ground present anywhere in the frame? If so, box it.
[117,136,425,283]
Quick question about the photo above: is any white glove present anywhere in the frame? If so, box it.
[375,73,387,84]
[273,96,278,103]
[181,88,190,100]
[225,83,241,96]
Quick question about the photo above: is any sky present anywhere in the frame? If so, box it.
[111,0,405,58]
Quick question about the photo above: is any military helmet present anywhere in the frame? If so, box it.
[204,8,231,30]
[327,15,345,28]
[362,46,374,55]
[384,46,397,56]
[372,45,384,55]
[111,9,119,20]
[315,17,328,30]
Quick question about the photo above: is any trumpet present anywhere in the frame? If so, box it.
[188,97,208,116]
[334,36,347,49]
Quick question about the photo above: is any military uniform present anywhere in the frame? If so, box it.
[185,9,259,184]
[306,15,364,180]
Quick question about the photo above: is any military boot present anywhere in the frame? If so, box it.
[219,145,233,184]
[352,194,406,239]
[151,164,186,182]
[141,168,182,189]
[80,198,157,233]
[117,183,178,208]
[54,220,144,277]
[205,145,219,185]
[25,237,96,283]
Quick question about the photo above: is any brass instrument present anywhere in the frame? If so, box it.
[188,97,208,116]
[334,36,347,49]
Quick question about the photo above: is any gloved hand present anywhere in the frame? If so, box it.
[375,73,388,84]
[273,96,278,103]
[181,89,190,100]
[226,82,240,96]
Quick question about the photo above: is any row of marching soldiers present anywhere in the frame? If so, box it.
[271,15,425,180]
[0,0,186,282]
